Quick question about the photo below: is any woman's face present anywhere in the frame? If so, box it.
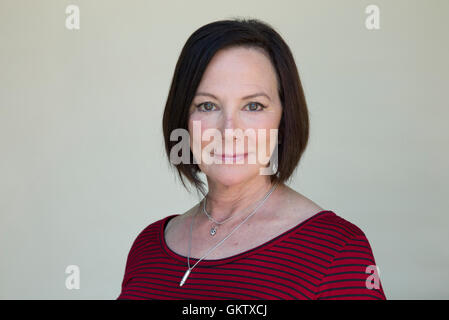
[188,46,283,186]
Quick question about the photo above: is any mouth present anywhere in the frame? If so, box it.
[212,152,248,162]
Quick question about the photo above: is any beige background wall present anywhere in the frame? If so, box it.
[1,0,448,299]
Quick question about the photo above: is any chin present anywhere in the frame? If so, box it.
[203,165,258,186]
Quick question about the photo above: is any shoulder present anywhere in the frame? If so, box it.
[302,210,374,251]
[309,212,386,299]
[127,214,178,256]
[163,204,199,236]
[306,211,381,278]
[277,209,374,259]
[315,211,368,236]
[135,214,177,242]
[128,203,197,255]
[119,214,177,291]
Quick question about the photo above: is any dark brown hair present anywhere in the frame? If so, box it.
[162,17,309,198]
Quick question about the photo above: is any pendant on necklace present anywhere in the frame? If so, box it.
[210,225,217,236]
[179,268,191,287]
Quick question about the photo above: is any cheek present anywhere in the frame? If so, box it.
[188,119,216,152]
[251,121,279,154]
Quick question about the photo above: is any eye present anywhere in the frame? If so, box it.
[244,102,266,111]
[195,102,217,112]
[194,101,266,112]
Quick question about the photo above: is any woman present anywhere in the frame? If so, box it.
[117,18,386,300]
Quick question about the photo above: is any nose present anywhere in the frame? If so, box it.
[219,108,241,138]
[216,108,244,153]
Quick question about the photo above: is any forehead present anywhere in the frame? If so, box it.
[196,46,279,98]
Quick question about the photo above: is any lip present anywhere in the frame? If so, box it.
[213,153,248,161]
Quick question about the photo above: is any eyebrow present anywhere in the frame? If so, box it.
[195,92,271,102]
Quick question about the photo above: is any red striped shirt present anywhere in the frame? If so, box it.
[117,210,386,300]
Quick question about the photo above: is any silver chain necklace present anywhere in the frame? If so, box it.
[179,182,279,287]
[202,196,234,236]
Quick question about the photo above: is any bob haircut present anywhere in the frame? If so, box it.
[162,17,309,198]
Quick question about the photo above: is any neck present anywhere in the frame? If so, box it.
[203,177,283,222]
